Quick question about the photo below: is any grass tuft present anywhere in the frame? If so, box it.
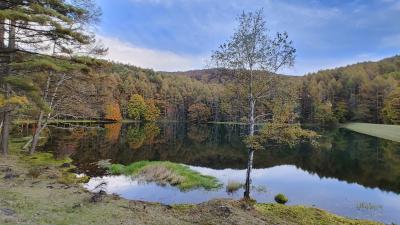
[226,180,243,193]
[255,203,380,225]
[103,161,222,191]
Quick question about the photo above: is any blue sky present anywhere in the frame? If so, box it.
[95,0,400,75]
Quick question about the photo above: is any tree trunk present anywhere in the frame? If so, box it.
[1,20,16,156]
[30,111,43,154]
[0,20,4,48]
[244,148,254,198]
[1,108,10,156]
[244,69,255,199]
[30,75,51,154]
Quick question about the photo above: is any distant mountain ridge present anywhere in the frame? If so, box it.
[162,55,400,84]
[163,68,296,83]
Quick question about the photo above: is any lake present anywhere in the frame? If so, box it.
[41,122,400,224]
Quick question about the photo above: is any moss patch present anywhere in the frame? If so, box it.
[255,203,380,225]
[21,153,72,167]
[105,161,222,191]
[274,193,288,204]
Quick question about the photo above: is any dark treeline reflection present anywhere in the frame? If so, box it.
[42,123,400,193]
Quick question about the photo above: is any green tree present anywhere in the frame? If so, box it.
[128,94,147,120]
[144,99,160,122]
[315,102,338,127]
[0,0,102,155]
[382,88,400,124]
[334,101,348,123]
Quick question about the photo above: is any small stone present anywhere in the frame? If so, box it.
[72,203,83,209]
[60,163,70,168]
[31,181,40,185]
[241,203,252,211]
[1,208,15,216]
[216,205,231,217]
[48,174,58,179]
[3,172,18,180]
[90,190,106,203]
[0,167,12,173]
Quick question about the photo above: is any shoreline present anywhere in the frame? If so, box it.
[0,138,382,225]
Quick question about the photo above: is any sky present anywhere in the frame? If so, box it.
[94,0,400,75]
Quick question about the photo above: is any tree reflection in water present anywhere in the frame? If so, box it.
[41,123,400,193]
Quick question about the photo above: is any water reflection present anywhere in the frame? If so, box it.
[85,165,400,224]
[43,123,400,193]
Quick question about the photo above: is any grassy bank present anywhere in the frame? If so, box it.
[104,161,222,191]
[0,138,383,225]
[342,123,400,142]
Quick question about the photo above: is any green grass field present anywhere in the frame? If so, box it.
[342,123,400,142]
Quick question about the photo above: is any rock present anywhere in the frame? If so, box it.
[46,185,54,189]
[1,208,15,216]
[3,172,18,180]
[241,203,252,211]
[31,181,40,185]
[60,163,70,168]
[48,173,58,179]
[161,204,173,210]
[215,205,231,217]
[72,203,83,209]
[0,167,12,173]
[90,190,106,203]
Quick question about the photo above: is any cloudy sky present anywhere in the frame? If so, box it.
[94,0,400,75]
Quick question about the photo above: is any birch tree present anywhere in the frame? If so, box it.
[211,9,315,199]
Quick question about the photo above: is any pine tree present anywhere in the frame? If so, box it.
[0,0,103,154]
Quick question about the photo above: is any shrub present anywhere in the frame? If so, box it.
[27,167,42,178]
[274,193,288,204]
[226,181,243,193]
[226,180,243,193]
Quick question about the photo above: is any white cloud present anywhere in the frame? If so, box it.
[98,35,205,71]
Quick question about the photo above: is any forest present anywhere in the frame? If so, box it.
[10,55,400,126]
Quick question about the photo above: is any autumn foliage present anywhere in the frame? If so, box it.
[188,103,211,123]
[127,94,160,122]
[105,102,122,121]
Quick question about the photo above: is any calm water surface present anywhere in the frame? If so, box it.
[42,123,400,224]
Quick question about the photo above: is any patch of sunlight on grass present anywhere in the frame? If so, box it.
[342,123,400,142]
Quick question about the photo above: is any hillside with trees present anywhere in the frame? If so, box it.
[300,56,400,126]
[11,55,400,128]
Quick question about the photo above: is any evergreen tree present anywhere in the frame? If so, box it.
[0,0,103,154]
